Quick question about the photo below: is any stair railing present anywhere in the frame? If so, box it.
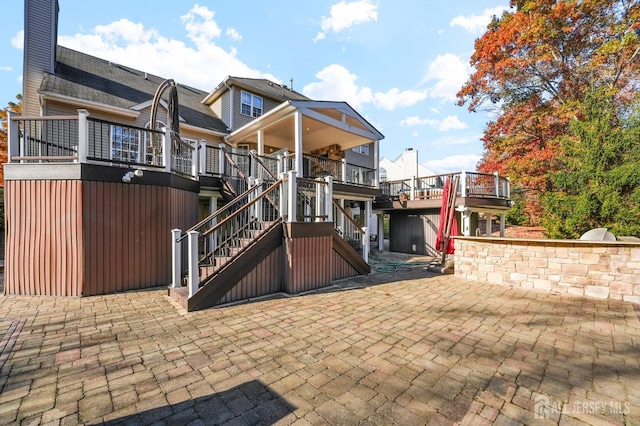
[332,198,370,262]
[173,179,283,297]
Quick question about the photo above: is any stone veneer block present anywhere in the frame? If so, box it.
[454,236,640,303]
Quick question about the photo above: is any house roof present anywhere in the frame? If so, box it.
[226,100,384,152]
[39,46,229,133]
[202,76,310,105]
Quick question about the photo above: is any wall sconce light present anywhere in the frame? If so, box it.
[122,169,143,183]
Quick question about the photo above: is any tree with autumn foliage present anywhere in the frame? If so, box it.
[457,0,640,226]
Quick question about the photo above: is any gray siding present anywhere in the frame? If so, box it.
[23,0,58,117]
[344,142,376,168]
[230,87,283,131]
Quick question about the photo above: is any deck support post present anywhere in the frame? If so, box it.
[191,141,199,177]
[337,199,345,234]
[8,111,18,162]
[499,213,506,237]
[187,230,200,297]
[294,112,303,174]
[279,172,287,220]
[171,229,182,289]
[485,213,492,236]
[324,176,333,222]
[362,227,370,263]
[458,207,472,237]
[288,170,297,222]
[77,109,89,163]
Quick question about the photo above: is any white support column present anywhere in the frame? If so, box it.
[365,199,372,236]
[171,229,182,289]
[191,141,199,178]
[341,158,347,184]
[288,170,297,222]
[458,207,472,237]
[294,111,303,175]
[499,213,506,237]
[377,214,384,251]
[257,130,264,155]
[187,230,200,297]
[410,176,416,200]
[362,227,370,263]
[277,154,283,177]
[8,111,18,162]
[199,140,207,175]
[324,176,333,222]
[163,127,171,173]
[77,109,89,163]
[279,172,287,220]
[485,212,492,236]
[315,179,323,222]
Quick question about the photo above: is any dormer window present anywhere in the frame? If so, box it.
[241,91,263,118]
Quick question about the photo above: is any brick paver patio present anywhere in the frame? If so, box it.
[0,265,639,425]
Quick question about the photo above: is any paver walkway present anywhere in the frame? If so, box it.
[0,265,639,425]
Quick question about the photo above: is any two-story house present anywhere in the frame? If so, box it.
[6,0,384,310]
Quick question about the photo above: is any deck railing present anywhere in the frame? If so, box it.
[381,171,510,201]
[8,111,379,189]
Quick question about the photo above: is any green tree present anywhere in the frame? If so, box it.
[542,87,640,238]
[457,1,640,221]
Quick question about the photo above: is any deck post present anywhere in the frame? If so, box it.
[410,176,416,200]
[219,143,226,175]
[324,176,333,222]
[199,140,207,175]
[279,172,287,220]
[191,141,199,177]
[460,171,467,197]
[288,170,297,222]
[341,158,347,183]
[294,112,303,174]
[77,109,89,163]
[485,213,492,236]
[506,177,511,199]
[499,213,506,237]
[315,178,323,222]
[494,172,500,197]
[187,230,200,297]
[163,127,171,173]
[171,229,182,288]
[337,199,345,234]
[8,111,18,162]
[362,227,370,263]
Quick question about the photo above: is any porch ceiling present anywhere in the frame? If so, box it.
[225,100,383,152]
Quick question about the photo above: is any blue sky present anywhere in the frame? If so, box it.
[1,1,510,173]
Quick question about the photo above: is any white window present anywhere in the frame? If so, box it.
[380,167,387,182]
[351,144,369,155]
[241,91,263,118]
[111,125,141,163]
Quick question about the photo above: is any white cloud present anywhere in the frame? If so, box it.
[58,5,278,92]
[312,32,326,43]
[303,64,427,111]
[315,0,378,41]
[226,28,242,41]
[373,88,428,111]
[422,53,472,101]
[400,114,467,131]
[0,66,12,72]
[423,154,482,174]
[302,64,372,109]
[181,5,221,45]
[11,30,23,49]
[450,6,509,34]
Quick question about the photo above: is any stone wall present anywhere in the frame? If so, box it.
[454,237,640,303]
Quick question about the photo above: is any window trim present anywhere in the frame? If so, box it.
[240,90,263,118]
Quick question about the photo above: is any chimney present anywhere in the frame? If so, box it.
[22,0,59,117]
